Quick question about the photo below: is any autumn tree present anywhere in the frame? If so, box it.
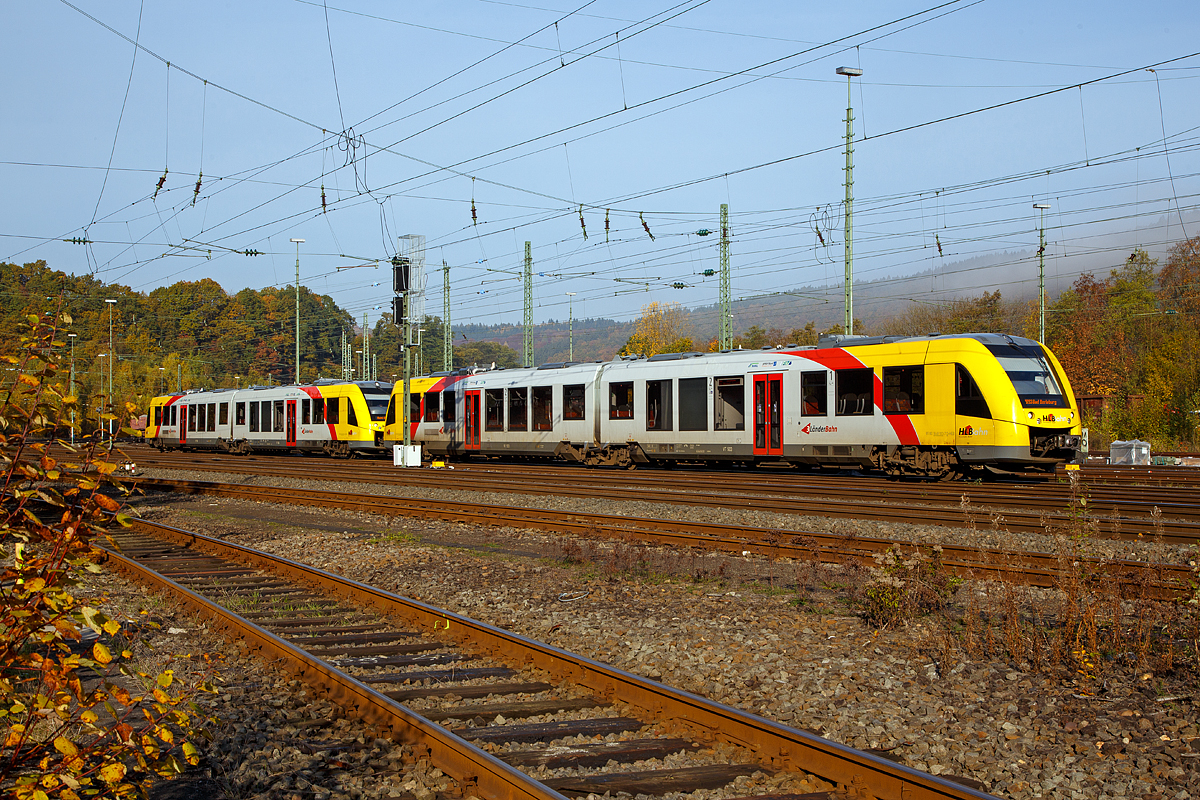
[619,302,695,356]
[455,339,520,369]
[1,311,216,798]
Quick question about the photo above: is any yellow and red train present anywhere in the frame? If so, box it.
[384,333,1082,478]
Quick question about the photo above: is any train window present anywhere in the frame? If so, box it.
[563,385,586,420]
[188,405,197,432]
[408,393,420,425]
[609,382,634,420]
[485,389,505,430]
[249,402,259,432]
[236,402,246,426]
[956,365,991,419]
[801,371,827,417]
[508,388,528,431]
[170,405,177,426]
[197,404,206,432]
[365,392,390,421]
[835,369,874,416]
[273,400,285,433]
[154,406,162,426]
[327,397,340,424]
[314,397,326,424]
[532,386,552,431]
[348,399,359,428]
[424,393,439,423]
[385,397,395,426]
[219,403,229,426]
[302,399,310,424]
[984,342,1066,405]
[208,403,217,431]
[678,377,707,431]
[646,380,673,431]
[442,390,456,423]
[714,376,745,431]
[883,366,924,415]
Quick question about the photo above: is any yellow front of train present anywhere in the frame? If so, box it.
[946,336,1082,472]
[382,376,440,444]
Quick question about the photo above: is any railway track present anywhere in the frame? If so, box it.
[100,516,997,800]
[122,448,1200,542]
[126,476,1194,600]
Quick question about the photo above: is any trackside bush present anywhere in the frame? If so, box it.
[0,311,217,799]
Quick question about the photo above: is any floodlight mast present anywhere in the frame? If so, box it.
[835,66,863,335]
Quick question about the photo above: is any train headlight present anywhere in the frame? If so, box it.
[1027,411,1034,420]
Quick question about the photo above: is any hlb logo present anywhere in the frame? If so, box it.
[958,425,989,436]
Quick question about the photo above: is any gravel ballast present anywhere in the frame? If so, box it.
[111,468,1200,800]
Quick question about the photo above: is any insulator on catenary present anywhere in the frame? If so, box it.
[605,209,611,243]
[640,212,655,242]
[192,172,202,206]
[578,205,588,241]
[935,234,943,257]
[153,168,168,200]
[321,184,327,214]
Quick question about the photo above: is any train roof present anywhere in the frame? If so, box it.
[446,332,1045,381]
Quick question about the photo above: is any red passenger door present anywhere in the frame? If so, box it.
[179,404,188,444]
[286,400,297,447]
[464,390,481,451]
[753,373,783,457]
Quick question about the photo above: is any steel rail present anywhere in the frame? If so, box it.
[128,477,1193,599]
[120,451,1200,541]
[104,516,997,800]
[98,526,565,800]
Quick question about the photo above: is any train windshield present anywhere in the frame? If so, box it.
[364,391,390,421]
[985,343,1066,407]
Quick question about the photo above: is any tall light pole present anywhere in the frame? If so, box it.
[565,293,576,361]
[97,353,107,438]
[290,238,305,384]
[105,298,116,444]
[68,333,77,446]
[158,366,165,395]
[1034,203,1051,342]
[836,66,863,335]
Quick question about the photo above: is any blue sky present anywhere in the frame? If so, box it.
[5,0,1199,332]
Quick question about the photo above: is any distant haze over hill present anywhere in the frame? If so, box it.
[458,209,1200,361]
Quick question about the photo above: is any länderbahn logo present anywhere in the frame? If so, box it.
[800,423,837,434]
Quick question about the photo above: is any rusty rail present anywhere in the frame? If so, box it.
[129,477,1194,600]
[101,516,997,800]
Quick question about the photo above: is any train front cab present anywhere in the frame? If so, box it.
[147,394,183,449]
[313,382,391,455]
[928,337,1081,472]
[382,376,445,454]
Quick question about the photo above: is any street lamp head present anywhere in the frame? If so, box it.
[836,66,863,77]
[1033,203,1051,210]
[290,238,305,244]
[68,332,77,338]
[104,298,116,304]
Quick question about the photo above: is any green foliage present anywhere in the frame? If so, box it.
[0,312,216,799]
[854,545,960,629]
[455,339,521,369]
[1046,242,1200,448]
